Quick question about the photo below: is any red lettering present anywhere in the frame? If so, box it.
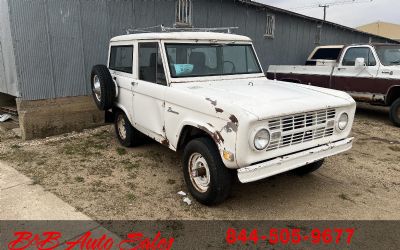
[119,232,174,250]
[8,232,61,250]
[65,231,113,250]
[8,232,33,250]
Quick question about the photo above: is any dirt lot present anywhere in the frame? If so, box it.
[0,103,399,220]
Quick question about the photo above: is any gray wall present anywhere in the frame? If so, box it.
[0,0,18,97]
[1,0,395,100]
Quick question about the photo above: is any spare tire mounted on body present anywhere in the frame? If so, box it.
[91,65,116,110]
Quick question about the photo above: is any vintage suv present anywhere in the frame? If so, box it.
[90,32,355,205]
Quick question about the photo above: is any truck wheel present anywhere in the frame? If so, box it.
[389,98,400,127]
[183,137,233,205]
[90,65,115,110]
[292,159,325,175]
[114,110,144,147]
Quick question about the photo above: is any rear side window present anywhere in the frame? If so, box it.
[311,48,342,60]
[342,47,376,66]
[109,45,133,74]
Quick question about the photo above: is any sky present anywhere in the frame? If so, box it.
[255,0,400,28]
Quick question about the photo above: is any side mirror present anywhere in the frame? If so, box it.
[355,57,366,68]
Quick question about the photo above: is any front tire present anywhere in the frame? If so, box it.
[292,159,325,175]
[183,137,233,205]
[114,110,145,147]
[389,98,400,127]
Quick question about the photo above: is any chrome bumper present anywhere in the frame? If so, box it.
[237,138,353,183]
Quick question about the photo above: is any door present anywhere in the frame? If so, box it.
[108,44,135,120]
[132,42,167,140]
[333,46,379,93]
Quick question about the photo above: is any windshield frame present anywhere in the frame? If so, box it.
[162,41,264,80]
[375,45,400,66]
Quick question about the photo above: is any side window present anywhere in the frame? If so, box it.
[139,43,166,85]
[109,46,133,73]
[342,47,376,66]
[311,48,342,60]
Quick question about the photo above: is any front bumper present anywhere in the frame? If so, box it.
[237,137,353,183]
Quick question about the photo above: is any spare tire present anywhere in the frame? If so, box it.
[90,65,115,110]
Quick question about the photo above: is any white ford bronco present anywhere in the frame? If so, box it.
[90,32,356,205]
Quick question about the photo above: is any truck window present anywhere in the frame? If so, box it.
[139,43,166,85]
[342,47,376,66]
[376,45,400,66]
[109,45,133,74]
[311,48,342,60]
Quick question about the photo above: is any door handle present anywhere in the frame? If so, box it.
[337,67,346,71]
[131,81,138,86]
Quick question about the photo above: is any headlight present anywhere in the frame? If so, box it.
[254,129,270,150]
[338,112,349,130]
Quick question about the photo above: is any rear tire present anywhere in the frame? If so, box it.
[182,137,233,205]
[114,110,145,147]
[389,98,400,127]
[91,65,115,110]
[292,159,325,175]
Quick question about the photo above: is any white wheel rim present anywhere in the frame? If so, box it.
[117,114,127,140]
[188,152,210,193]
[93,75,102,102]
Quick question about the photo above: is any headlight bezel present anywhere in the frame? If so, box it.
[251,128,271,151]
[337,112,349,131]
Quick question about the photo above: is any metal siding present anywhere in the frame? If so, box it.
[80,0,110,95]
[5,0,397,100]
[9,0,56,100]
[220,0,236,28]
[47,0,87,98]
[0,0,19,96]
[0,39,6,94]
[155,0,175,28]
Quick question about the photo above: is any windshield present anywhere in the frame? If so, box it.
[165,43,262,78]
[376,45,400,66]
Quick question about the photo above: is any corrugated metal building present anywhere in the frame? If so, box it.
[0,0,396,139]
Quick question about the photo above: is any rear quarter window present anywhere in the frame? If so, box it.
[109,45,133,74]
[311,48,342,60]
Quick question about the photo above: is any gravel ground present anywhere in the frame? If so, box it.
[0,103,399,220]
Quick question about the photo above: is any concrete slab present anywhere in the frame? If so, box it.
[0,162,31,189]
[0,162,90,220]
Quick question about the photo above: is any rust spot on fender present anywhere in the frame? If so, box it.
[213,131,224,144]
[161,138,169,147]
[223,114,239,133]
[215,107,224,113]
[197,125,224,145]
[229,115,239,125]
[205,98,217,106]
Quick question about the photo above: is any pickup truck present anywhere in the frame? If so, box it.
[267,43,400,127]
[90,31,355,205]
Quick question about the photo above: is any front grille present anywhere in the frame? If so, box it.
[266,109,336,151]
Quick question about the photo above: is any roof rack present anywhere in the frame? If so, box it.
[126,25,239,35]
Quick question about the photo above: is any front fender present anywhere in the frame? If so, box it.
[173,119,238,169]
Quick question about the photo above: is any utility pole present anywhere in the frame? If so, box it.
[319,4,329,21]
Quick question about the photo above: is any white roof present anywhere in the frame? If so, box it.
[110,32,252,42]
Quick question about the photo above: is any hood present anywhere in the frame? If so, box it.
[173,77,354,120]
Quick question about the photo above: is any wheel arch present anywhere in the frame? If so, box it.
[386,85,400,105]
[176,122,224,152]
[112,104,133,125]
